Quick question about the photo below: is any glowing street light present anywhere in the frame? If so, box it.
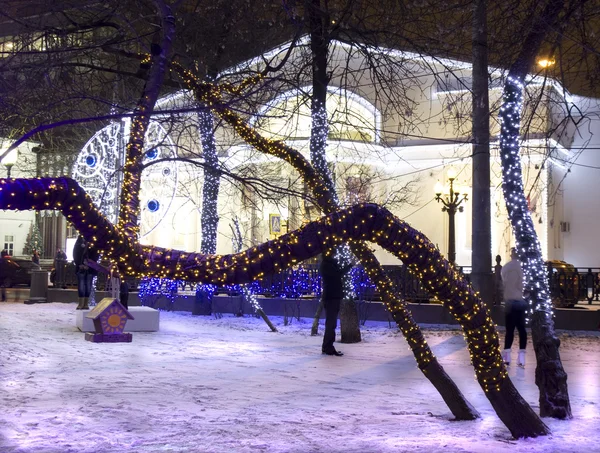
[1,147,18,178]
[435,168,468,264]
[537,58,555,69]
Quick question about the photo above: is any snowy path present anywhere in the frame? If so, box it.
[0,302,598,453]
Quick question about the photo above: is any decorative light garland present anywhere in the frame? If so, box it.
[0,177,506,393]
[499,76,553,316]
[170,66,505,394]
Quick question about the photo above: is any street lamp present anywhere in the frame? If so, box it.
[1,148,18,178]
[435,168,468,264]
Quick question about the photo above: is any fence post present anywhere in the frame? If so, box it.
[493,255,502,305]
[586,269,594,304]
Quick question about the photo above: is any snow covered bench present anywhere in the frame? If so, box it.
[76,305,159,332]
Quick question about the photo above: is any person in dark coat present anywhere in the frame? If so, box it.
[31,250,40,266]
[73,235,99,310]
[119,279,130,310]
[320,250,352,356]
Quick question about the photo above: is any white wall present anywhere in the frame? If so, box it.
[563,101,600,266]
[0,141,38,257]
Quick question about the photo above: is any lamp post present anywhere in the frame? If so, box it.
[2,148,18,178]
[435,168,468,264]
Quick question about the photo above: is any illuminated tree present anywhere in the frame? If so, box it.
[497,0,572,419]
[6,0,598,436]
[22,222,43,256]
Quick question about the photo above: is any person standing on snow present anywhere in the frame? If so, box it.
[319,250,352,357]
[501,247,528,367]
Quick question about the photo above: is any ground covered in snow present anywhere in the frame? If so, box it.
[0,302,598,453]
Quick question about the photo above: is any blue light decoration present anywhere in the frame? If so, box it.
[350,266,377,300]
[147,199,160,212]
[139,277,180,308]
[85,154,97,167]
[145,148,158,160]
[498,76,553,318]
[195,281,216,307]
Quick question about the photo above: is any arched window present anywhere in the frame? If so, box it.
[252,87,380,143]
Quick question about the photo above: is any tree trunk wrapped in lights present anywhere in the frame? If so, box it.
[0,177,548,438]
[306,1,361,344]
[197,108,221,255]
[195,107,221,315]
[116,1,176,240]
[498,0,571,420]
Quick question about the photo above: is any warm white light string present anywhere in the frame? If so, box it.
[499,76,553,317]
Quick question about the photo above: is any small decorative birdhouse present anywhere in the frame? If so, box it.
[84,297,135,343]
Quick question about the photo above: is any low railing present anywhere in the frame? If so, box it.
[52,260,140,292]
[51,259,600,306]
[547,266,600,306]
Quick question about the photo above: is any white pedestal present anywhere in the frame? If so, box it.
[76,306,160,332]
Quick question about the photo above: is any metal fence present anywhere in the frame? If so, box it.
[51,260,600,306]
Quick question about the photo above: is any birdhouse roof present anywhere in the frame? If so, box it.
[85,297,135,320]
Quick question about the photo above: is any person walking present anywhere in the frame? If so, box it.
[73,236,99,310]
[319,250,352,357]
[501,247,528,367]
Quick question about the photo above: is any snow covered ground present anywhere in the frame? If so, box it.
[1,302,598,453]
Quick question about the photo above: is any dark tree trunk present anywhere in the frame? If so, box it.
[311,299,324,336]
[339,299,361,343]
[487,376,550,438]
[470,0,493,307]
[531,312,571,418]
[256,307,278,333]
[422,358,480,421]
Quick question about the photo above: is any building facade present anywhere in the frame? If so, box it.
[69,40,594,268]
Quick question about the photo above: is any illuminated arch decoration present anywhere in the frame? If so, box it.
[251,86,381,143]
[73,120,178,238]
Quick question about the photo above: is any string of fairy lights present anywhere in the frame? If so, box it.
[0,57,511,396]
[173,70,438,370]
[499,76,553,316]
[167,65,509,387]
[180,68,508,391]
[0,173,506,393]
